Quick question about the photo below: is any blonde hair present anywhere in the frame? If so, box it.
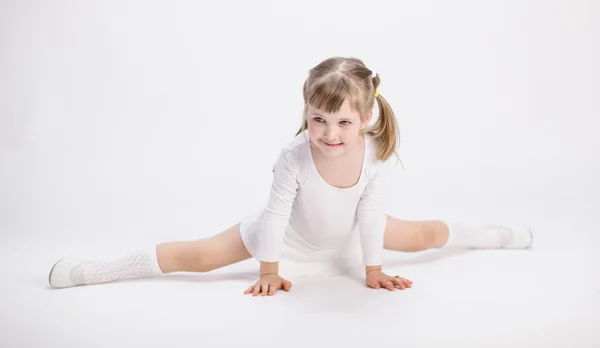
[295,57,400,162]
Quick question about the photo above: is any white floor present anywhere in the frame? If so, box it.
[2,198,599,348]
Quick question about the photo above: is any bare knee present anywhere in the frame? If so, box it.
[413,224,437,251]
[385,217,447,252]
[157,240,218,273]
[400,223,437,252]
[180,240,226,272]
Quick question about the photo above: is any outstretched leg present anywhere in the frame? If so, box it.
[156,222,251,273]
[383,216,533,252]
[49,222,252,288]
[383,217,449,252]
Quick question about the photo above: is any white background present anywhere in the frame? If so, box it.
[1,1,599,347]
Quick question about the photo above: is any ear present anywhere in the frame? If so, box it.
[362,111,373,128]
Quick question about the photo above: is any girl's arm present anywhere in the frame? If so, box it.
[254,149,300,269]
[356,161,389,272]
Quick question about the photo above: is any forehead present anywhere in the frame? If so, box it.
[306,99,361,119]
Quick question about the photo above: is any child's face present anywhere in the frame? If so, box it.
[306,99,371,158]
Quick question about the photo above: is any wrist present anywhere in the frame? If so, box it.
[365,265,382,274]
[260,261,279,277]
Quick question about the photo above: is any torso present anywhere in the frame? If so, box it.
[241,130,385,268]
[261,130,381,250]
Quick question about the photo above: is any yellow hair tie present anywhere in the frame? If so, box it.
[374,89,379,97]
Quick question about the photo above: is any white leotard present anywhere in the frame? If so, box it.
[240,130,389,275]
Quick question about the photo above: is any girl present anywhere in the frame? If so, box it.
[48,57,533,296]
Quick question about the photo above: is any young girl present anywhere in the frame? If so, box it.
[48,57,533,296]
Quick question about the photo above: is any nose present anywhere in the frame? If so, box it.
[324,125,339,140]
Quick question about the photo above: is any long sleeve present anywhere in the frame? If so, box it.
[254,149,300,262]
[356,161,389,266]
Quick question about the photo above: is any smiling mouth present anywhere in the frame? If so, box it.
[322,140,343,146]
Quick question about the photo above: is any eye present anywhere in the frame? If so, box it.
[313,117,325,123]
[340,120,351,125]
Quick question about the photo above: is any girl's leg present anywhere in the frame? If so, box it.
[383,216,533,252]
[156,222,251,273]
[49,222,252,289]
[383,217,449,252]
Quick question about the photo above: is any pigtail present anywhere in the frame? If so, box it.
[367,75,400,163]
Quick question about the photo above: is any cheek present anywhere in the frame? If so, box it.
[341,126,360,140]
[307,122,322,135]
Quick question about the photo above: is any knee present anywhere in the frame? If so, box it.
[410,224,436,251]
[167,241,218,273]
[183,244,219,272]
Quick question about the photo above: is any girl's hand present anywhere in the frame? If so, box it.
[365,270,413,291]
[244,273,292,296]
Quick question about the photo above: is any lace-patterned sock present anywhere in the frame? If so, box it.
[70,248,164,285]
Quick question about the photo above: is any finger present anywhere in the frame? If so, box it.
[253,284,261,297]
[393,278,406,290]
[268,283,277,296]
[261,283,269,296]
[366,277,380,289]
[397,277,412,288]
[390,277,404,289]
[385,280,395,291]
[244,285,254,294]
[282,279,292,291]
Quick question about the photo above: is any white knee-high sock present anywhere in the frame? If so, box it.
[443,222,532,249]
[71,248,164,285]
